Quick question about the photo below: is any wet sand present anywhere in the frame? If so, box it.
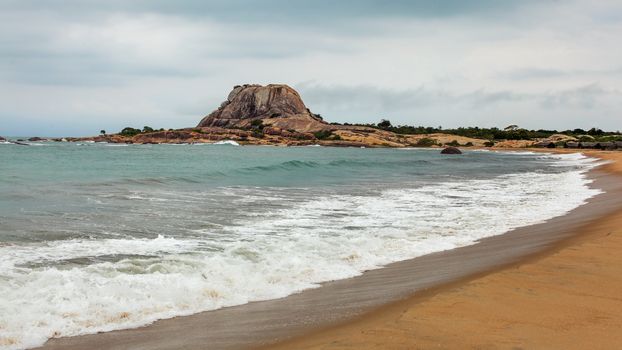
[265,151,622,350]
[39,151,622,350]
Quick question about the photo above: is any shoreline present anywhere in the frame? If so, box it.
[263,150,622,350]
[37,151,622,350]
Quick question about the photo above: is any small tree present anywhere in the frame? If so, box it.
[378,119,392,129]
[100,129,106,135]
[142,126,154,133]
[504,124,519,131]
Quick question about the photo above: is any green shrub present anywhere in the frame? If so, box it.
[251,119,265,130]
[484,141,495,147]
[313,130,333,140]
[313,130,342,141]
[578,135,595,142]
[464,142,474,147]
[119,127,142,137]
[445,140,460,147]
[415,138,438,147]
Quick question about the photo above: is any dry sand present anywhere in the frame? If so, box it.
[265,151,622,350]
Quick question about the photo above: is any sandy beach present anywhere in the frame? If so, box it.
[265,150,622,350]
[35,150,622,350]
[4,1,621,348]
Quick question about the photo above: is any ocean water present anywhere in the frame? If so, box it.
[0,142,601,349]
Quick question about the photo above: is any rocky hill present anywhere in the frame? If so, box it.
[197,84,327,133]
[69,84,487,148]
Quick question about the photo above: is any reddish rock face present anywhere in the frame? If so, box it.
[197,84,325,131]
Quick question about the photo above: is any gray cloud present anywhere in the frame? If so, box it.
[501,67,622,80]
[1,0,621,136]
[539,84,613,110]
[296,82,621,129]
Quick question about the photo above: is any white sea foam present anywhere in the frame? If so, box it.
[0,153,602,349]
[213,140,240,146]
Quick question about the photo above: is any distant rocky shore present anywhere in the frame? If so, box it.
[55,84,493,148]
[5,84,622,149]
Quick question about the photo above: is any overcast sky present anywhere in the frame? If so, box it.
[1,0,621,136]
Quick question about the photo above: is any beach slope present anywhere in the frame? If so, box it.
[265,151,622,350]
[37,152,622,350]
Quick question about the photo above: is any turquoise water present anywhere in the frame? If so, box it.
[0,142,600,349]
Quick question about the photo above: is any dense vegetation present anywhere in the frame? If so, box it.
[339,120,622,141]
[118,126,164,137]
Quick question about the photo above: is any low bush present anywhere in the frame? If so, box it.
[313,130,333,140]
[415,138,438,147]
[251,119,265,130]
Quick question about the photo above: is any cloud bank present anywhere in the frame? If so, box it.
[1,0,621,135]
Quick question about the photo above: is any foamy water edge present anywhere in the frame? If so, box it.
[0,152,603,349]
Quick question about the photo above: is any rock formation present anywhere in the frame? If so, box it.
[441,146,462,154]
[65,84,490,147]
[197,84,327,132]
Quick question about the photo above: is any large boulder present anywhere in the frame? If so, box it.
[197,84,326,132]
[441,146,462,154]
[0,136,5,141]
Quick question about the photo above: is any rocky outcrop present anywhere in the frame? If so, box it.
[128,128,257,144]
[441,146,462,154]
[262,127,314,140]
[197,84,327,132]
[546,134,577,143]
[0,136,5,141]
[64,84,495,148]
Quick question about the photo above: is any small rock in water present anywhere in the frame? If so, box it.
[441,146,462,154]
